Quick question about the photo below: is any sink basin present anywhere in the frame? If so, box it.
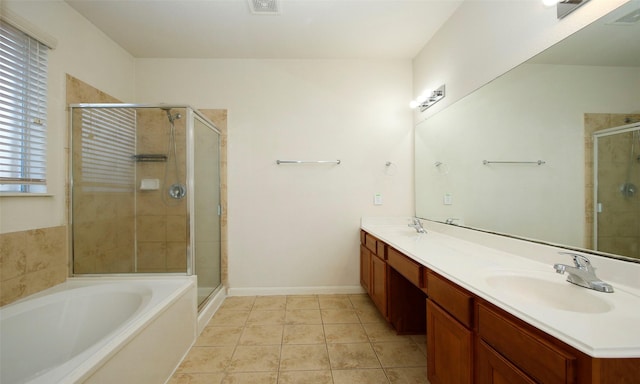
[484,271,613,314]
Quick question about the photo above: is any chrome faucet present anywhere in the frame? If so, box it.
[553,252,614,293]
[408,217,426,234]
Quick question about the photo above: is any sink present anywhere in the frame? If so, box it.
[484,271,613,314]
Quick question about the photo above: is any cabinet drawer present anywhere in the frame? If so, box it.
[387,247,422,287]
[364,233,378,254]
[427,271,473,328]
[360,230,366,245]
[478,303,576,384]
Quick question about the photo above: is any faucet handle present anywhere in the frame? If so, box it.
[559,252,593,271]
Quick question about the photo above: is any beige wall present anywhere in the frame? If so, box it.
[134,59,415,293]
[412,0,629,122]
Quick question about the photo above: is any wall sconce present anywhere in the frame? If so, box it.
[543,0,591,19]
[410,85,446,112]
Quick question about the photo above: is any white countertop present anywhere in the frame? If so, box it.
[361,217,640,358]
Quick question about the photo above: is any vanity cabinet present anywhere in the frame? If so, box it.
[361,228,640,384]
[477,302,577,384]
[426,271,474,384]
[360,231,388,318]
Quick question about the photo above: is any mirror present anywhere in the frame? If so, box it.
[415,1,640,262]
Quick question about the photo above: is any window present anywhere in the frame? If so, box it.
[0,20,48,193]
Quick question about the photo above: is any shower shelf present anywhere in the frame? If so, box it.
[133,154,168,162]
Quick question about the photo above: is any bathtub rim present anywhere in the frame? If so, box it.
[1,276,197,384]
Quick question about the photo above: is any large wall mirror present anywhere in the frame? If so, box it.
[415,1,640,263]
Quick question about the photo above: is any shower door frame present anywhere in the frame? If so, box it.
[592,121,640,254]
[68,103,222,278]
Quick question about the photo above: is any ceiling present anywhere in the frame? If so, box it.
[65,0,463,60]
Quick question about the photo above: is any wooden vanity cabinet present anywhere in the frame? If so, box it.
[477,301,578,384]
[426,271,474,384]
[360,231,388,318]
[360,230,640,384]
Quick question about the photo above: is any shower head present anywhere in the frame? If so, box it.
[163,108,181,124]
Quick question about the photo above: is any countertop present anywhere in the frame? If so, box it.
[361,217,640,358]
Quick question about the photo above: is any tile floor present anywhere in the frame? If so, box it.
[169,294,429,384]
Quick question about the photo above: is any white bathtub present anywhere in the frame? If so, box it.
[0,277,197,384]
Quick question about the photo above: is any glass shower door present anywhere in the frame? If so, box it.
[594,123,640,259]
[192,115,222,305]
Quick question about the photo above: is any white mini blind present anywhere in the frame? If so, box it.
[0,20,48,193]
[80,108,136,192]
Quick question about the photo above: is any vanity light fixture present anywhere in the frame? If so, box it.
[410,85,446,112]
[543,0,591,19]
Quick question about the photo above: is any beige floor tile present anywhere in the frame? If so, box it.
[318,295,354,309]
[169,372,225,384]
[355,307,388,324]
[277,370,333,384]
[221,372,278,384]
[247,310,286,324]
[239,324,284,345]
[321,308,360,324]
[280,344,331,371]
[409,335,427,356]
[327,343,381,369]
[286,295,319,310]
[253,296,287,311]
[348,294,376,310]
[385,367,429,384]
[208,310,251,326]
[363,322,411,343]
[228,345,281,372]
[285,309,322,324]
[373,341,427,368]
[324,323,369,343]
[282,324,325,344]
[176,346,235,373]
[195,326,243,346]
[332,368,390,384]
[221,296,256,311]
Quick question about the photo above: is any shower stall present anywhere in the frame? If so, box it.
[593,121,640,260]
[68,104,222,306]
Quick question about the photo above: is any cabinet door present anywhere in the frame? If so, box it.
[371,254,387,317]
[360,245,371,293]
[427,299,472,384]
[476,339,536,384]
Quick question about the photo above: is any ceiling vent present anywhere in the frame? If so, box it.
[249,0,280,15]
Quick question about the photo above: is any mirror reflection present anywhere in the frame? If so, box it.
[415,1,640,261]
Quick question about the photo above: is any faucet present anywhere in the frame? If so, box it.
[553,252,614,293]
[408,217,426,234]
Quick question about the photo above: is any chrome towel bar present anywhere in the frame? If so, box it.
[483,160,545,165]
[276,160,341,165]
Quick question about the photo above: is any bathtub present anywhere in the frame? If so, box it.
[0,277,197,384]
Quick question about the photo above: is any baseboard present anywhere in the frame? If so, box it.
[227,285,366,296]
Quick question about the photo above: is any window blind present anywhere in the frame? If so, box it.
[80,108,136,192]
[0,20,48,193]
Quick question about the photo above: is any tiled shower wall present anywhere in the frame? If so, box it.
[70,76,136,273]
[585,113,640,259]
[135,109,188,272]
